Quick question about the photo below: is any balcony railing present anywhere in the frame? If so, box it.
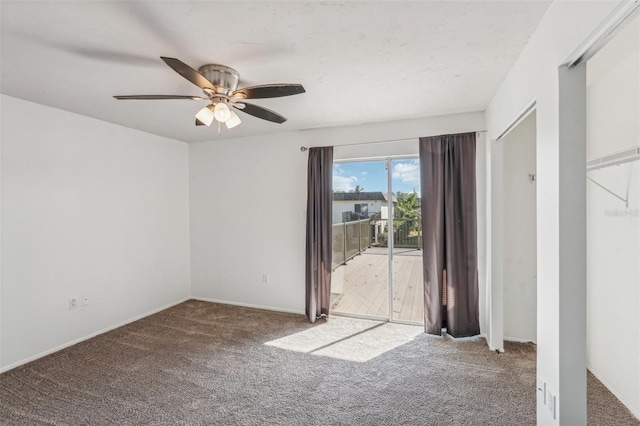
[331,218,422,270]
[374,219,422,249]
[332,219,371,269]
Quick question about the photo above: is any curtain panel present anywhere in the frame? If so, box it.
[419,133,480,337]
[305,146,333,323]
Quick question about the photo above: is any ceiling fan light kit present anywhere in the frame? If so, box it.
[114,57,305,132]
[213,102,231,122]
[224,110,242,129]
[195,104,215,126]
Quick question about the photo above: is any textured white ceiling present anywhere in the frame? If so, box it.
[1,1,551,143]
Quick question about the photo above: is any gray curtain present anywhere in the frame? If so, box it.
[419,133,479,337]
[305,146,333,323]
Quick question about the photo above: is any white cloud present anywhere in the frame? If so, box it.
[361,171,368,175]
[392,161,420,187]
[333,175,358,192]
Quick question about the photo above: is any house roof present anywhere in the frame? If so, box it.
[0,2,552,143]
[333,192,396,202]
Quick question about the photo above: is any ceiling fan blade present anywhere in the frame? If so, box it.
[232,84,305,99]
[195,118,206,126]
[233,102,287,124]
[160,57,214,90]
[114,95,208,100]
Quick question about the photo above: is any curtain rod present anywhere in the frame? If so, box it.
[299,130,487,152]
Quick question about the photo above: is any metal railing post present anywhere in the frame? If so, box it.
[343,222,347,265]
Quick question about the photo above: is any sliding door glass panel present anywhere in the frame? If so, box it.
[390,159,424,323]
[330,161,389,319]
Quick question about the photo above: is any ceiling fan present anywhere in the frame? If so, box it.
[114,57,305,130]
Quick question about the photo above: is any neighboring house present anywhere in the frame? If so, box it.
[332,192,397,224]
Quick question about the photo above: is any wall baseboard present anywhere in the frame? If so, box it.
[485,335,536,351]
[0,297,191,374]
[504,336,537,344]
[481,334,506,353]
[588,365,640,420]
[193,297,305,316]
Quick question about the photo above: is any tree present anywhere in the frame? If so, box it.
[394,192,421,234]
[394,192,419,219]
[351,185,364,193]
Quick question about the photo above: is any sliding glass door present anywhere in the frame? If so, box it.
[330,157,423,325]
[330,160,389,319]
[390,159,424,323]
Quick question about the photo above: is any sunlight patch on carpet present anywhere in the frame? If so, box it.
[313,322,422,362]
[265,317,422,362]
[265,317,380,353]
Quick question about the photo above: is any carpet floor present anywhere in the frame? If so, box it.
[1,300,638,425]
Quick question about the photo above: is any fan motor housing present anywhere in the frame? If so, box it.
[198,64,239,95]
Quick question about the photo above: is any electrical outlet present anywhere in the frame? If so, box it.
[262,274,270,284]
[81,295,90,306]
[69,297,79,310]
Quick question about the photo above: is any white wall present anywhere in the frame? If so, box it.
[586,13,640,419]
[0,95,191,371]
[502,111,537,343]
[485,1,619,424]
[189,112,487,332]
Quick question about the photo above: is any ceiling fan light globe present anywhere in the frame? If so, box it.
[195,105,215,126]
[214,102,232,122]
[225,111,242,129]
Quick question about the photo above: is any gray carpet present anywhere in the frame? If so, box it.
[0,300,637,425]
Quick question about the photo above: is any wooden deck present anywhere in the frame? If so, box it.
[330,247,424,324]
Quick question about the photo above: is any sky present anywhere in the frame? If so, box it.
[333,159,420,194]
